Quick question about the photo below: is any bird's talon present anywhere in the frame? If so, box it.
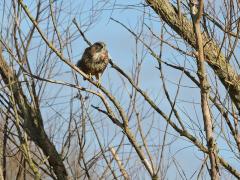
[96,82,101,88]
[89,74,93,80]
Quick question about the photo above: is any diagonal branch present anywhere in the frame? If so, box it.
[0,47,68,179]
[145,0,240,113]
[109,59,240,179]
[18,1,155,177]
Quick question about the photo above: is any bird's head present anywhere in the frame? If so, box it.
[93,42,106,52]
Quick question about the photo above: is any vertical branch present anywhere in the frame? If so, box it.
[191,0,219,179]
[0,36,68,180]
[49,0,63,52]
[177,0,181,17]
[2,113,7,180]
[0,117,3,180]
[88,114,118,180]
[0,167,3,180]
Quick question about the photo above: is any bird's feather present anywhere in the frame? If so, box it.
[76,42,109,80]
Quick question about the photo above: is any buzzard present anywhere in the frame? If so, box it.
[76,42,109,84]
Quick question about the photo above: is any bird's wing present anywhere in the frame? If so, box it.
[76,47,92,71]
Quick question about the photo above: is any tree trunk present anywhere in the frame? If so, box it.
[145,0,240,112]
[0,47,68,180]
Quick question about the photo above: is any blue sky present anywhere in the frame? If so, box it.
[1,0,239,179]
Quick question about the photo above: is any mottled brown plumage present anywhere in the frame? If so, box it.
[76,42,109,82]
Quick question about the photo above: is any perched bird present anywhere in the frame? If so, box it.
[76,42,109,84]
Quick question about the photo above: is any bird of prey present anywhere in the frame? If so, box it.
[76,42,109,85]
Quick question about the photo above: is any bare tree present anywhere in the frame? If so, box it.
[0,0,240,179]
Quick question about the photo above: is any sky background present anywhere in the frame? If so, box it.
[0,0,239,179]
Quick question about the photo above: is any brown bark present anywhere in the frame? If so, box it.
[191,0,219,179]
[0,48,68,180]
[145,0,240,113]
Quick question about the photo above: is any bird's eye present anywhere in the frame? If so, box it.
[93,43,103,52]
[95,43,103,48]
